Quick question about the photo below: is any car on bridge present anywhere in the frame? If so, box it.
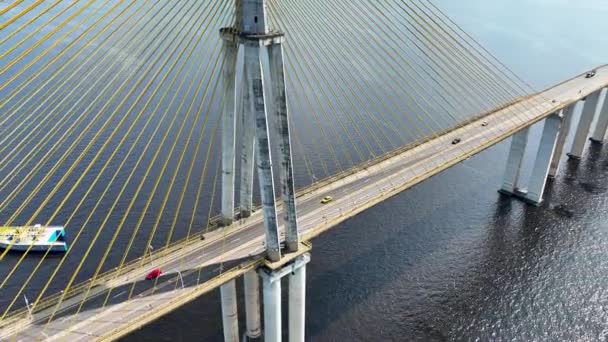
[586,70,597,78]
[145,268,162,280]
[321,196,333,204]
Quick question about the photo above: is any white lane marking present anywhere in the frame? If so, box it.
[112,291,126,299]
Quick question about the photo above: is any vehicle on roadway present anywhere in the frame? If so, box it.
[321,196,333,204]
[145,268,162,280]
[451,138,461,145]
[585,70,596,78]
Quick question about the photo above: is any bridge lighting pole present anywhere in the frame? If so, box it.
[568,90,602,159]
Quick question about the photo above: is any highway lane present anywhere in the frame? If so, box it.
[2,65,607,341]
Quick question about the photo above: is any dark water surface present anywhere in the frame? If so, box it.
[124,1,608,341]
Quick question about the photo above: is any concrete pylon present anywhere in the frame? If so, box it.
[499,128,529,195]
[568,91,601,159]
[548,106,575,178]
[525,114,562,204]
[239,64,256,219]
[590,89,608,143]
[220,41,239,226]
[268,43,299,252]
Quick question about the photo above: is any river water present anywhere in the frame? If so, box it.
[123,1,608,341]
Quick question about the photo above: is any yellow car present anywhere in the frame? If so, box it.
[321,196,333,204]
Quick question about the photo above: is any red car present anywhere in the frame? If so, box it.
[145,268,162,280]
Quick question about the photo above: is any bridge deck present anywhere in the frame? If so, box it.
[2,65,607,341]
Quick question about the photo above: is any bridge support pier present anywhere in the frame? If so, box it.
[244,270,262,341]
[525,114,562,204]
[568,90,602,159]
[549,105,575,178]
[499,127,529,195]
[590,89,608,143]
[260,253,310,342]
[220,280,239,342]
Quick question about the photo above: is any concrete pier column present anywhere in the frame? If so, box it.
[221,41,239,225]
[289,263,306,342]
[525,114,562,204]
[549,106,575,178]
[261,271,282,342]
[591,89,608,143]
[568,91,601,159]
[244,270,262,340]
[245,44,281,262]
[220,280,239,342]
[268,43,299,253]
[240,65,256,218]
[500,128,529,194]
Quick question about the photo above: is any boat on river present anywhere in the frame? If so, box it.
[0,225,68,253]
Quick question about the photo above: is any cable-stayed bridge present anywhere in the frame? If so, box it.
[0,1,606,341]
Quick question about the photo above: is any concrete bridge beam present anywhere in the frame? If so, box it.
[568,90,602,159]
[549,105,575,178]
[525,114,562,204]
[500,127,529,195]
[590,89,608,143]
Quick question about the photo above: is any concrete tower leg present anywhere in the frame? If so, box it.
[220,280,239,342]
[245,44,281,262]
[221,41,239,225]
[548,106,575,178]
[240,64,256,219]
[568,91,601,159]
[500,128,529,195]
[244,270,262,341]
[261,271,282,342]
[525,114,562,204]
[289,263,306,342]
[268,43,299,253]
[591,89,608,143]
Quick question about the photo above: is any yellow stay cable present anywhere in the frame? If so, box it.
[10,1,197,299]
[0,0,62,46]
[70,10,226,323]
[0,1,146,173]
[271,0,392,157]
[0,0,217,318]
[0,0,44,30]
[0,0,98,79]
[0,0,23,16]
[0,0,191,223]
[39,0,215,325]
[282,0,446,161]
[413,0,549,118]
